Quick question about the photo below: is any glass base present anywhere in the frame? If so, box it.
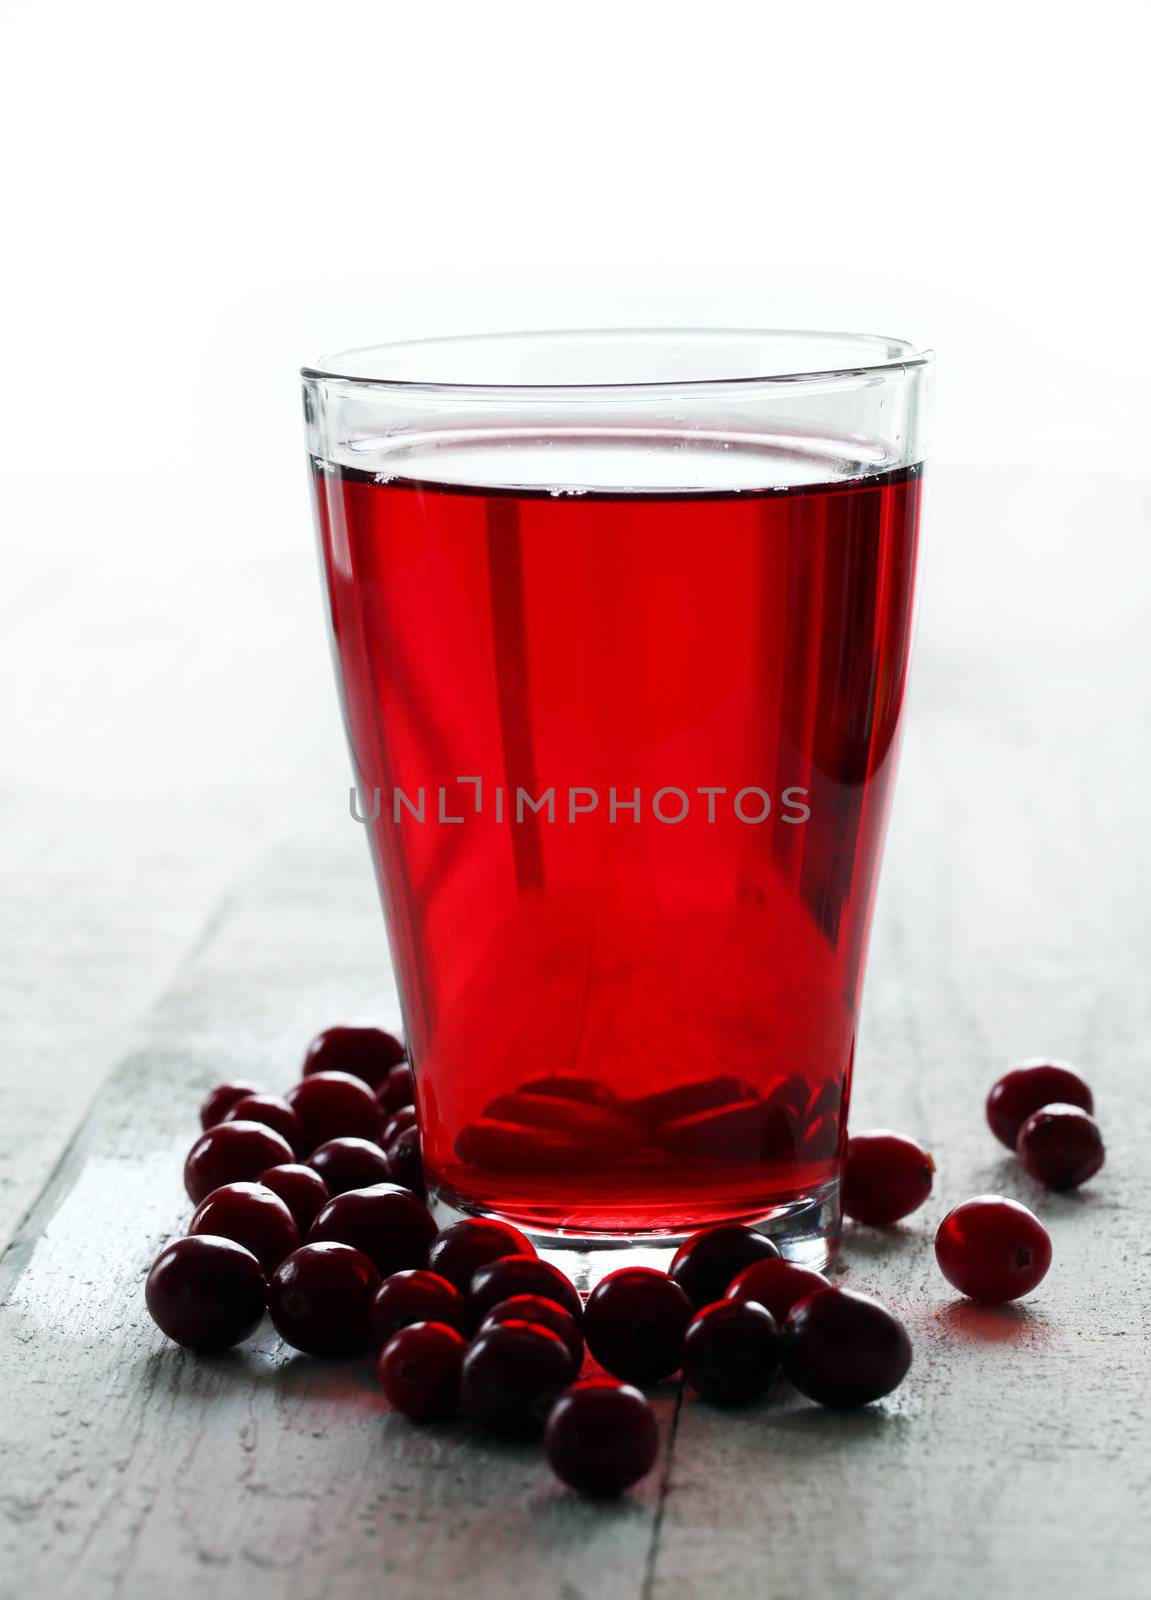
[427,1180,841,1295]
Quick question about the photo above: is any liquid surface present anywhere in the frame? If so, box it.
[312,436,921,1233]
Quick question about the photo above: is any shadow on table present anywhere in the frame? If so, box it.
[760,1401,899,1445]
[934,1297,1043,1343]
[838,1220,926,1263]
[137,1324,383,1411]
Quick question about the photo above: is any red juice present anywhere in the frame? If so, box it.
[312,436,921,1238]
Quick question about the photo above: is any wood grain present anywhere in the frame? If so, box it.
[2,468,1149,1599]
[0,474,338,1251]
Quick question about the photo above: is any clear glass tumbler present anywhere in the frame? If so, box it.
[304,329,932,1284]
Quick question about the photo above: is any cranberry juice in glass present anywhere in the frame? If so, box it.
[304,331,932,1280]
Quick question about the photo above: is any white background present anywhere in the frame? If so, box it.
[2,0,1147,923]
[0,0,1147,863]
[2,0,1147,492]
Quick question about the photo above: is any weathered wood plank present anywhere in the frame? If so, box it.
[0,476,340,1251]
[647,469,1151,1598]
[2,468,1148,1600]
[0,829,669,1600]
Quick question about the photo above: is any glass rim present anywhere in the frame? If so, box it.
[301,327,934,395]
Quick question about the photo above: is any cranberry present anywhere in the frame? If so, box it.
[583,1267,692,1384]
[309,1183,437,1277]
[802,1112,840,1161]
[456,1120,602,1171]
[783,1287,912,1406]
[461,1319,575,1433]
[682,1298,782,1405]
[184,1120,295,1204]
[221,1094,305,1156]
[378,1321,467,1421]
[387,1126,424,1197]
[382,1105,418,1151]
[659,1099,796,1163]
[304,1025,406,1088]
[189,1181,300,1271]
[1016,1103,1105,1190]
[669,1224,781,1309]
[199,1079,262,1131]
[625,1075,755,1125]
[145,1235,266,1351]
[425,1218,536,1293]
[286,1070,382,1152]
[307,1136,393,1194]
[842,1130,935,1226]
[482,1092,635,1148]
[268,1241,380,1355]
[774,1073,813,1121]
[519,1075,617,1107]
[804,1077,842,1126]
[370,1269,468,1347]
[478,1295,584,1368]
[725,1258,830,1324]
[377,1063,416,1116]
[259,1163,331,1233]
[545,1378,658,1497]
[935,1195,1053,1302]
[468,1253,583,1326]
[986,1059,1093,1149]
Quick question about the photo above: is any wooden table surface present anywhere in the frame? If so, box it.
[2,466,1149,1600]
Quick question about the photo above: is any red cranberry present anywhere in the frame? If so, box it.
[802,1111,840,1161]
[625,1075,755,1125]
[545,1378,658,1497]
[387,1126,424,1197]
[307,1136,393,1195]
[468,1253,583,1326]
[803,1076,842,1127]
[935,1195,1052,1302]
[145,1235,266,1351]
[378,1321,466,1421]
[456,1119,602,1171]
[986,1059,1093,1149]
[482,1092,635,1148]
[774,1073,812,1121]
[189,1181,300,1271]
[370,1269,468,1347]
[286,1070,382,1153]
[309,1183,437,1277]
[268,1241,380,1355]
[382,1105,418,1150]
[221,1094,305,1156]
[583,1267,692,1384]
[843,1130,935,1226]
[258,1163,331,1233]
[199,1080,262,1131]
[377,1064,416,1116]
[461,1319,574,1433]
[1016,1103,1105,1190]
[478,1295,584,1368]
[304,1025,406,1088]
[783,1287,912,1406]
[725,1258,830,1324]
[184,1120,295,1204]
[425,1218,536,1292]
[658,1098,796,1163]
[669,1224,781,1309]
[682,1298,782,1405]
[519,1075,618,1107]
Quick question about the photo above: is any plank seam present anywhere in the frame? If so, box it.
[640,1381,684,1600]
[0,882,240,1303]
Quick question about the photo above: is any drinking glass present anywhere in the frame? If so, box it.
[303,329,932,1284]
